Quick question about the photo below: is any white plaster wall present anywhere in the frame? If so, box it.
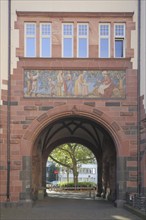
[0,0,138,98]
[140,0,146,111]
[0,0,8,97]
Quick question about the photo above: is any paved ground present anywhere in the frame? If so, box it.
[0,191,142,220]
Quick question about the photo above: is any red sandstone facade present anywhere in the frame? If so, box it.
[1,11,144,203]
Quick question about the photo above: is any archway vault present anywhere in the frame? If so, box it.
[21,104,124,156]
[37,116,105,156]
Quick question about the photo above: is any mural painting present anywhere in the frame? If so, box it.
[24,70,126,98]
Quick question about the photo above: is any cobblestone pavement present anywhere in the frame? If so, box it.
[0,192,142,220]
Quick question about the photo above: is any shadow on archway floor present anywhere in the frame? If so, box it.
[46,190,96,200]
[1,191,142,220]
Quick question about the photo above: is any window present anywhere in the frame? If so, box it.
[77,23,88,58]
[40,23,51,57]
[114,24,125,58]
[25,23,36,57]
[93,168,96,174]
[99,24,110,58]
[62,23,73,57]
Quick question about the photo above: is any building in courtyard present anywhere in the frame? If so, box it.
[0,0,146,207]
[53,163,98,184]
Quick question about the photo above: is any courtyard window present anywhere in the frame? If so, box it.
[99,24,110,58]
[62,23,73,57]
[77,23,88,58]
[114,24,125,58]
[25,23,36,57]
[40,23,51,57]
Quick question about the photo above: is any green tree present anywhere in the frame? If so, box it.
[49,143,96,186]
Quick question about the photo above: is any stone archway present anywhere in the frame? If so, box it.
[37,116,117,200]
[21,104,125,202]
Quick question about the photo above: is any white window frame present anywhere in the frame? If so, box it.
[62,23,74,58]
[77,23,89,58]
[40,23,52,58]
[24,23,36,57]
[114,23,125,58]
[99,23,110,58]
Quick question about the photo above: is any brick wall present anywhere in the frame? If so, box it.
[0,12,139,202]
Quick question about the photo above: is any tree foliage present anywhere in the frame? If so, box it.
[48,143,96,185]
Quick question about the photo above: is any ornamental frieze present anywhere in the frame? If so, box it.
[24,70,126,98]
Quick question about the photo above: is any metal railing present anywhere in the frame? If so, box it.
[126,193,146,213]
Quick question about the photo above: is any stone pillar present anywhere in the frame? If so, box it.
[97,161,102,196]
[19,156,32,201]
[115,157,127,207]
[109,158,116,201]
[42,159,47,187]
[42,158,47,196]
[31,152,42,200]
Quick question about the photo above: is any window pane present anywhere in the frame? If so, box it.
[63,38,72,57]
[100,25,109,36]
[41,24,51,36]
[26,38,35,57]
[100,38,109,58]
[115,25,124,36]
[78,38,87,57]
[79,25,88,36]
[115,40,123,57]
[42,38,51,57]
[63,25,73,35]
[26,24,35,35]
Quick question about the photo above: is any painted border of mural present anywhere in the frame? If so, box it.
[24,70,126,98]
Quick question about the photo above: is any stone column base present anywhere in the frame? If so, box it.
[0,200,33,208]
[114,199,125,208]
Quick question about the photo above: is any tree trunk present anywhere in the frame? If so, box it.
[72,155,79,186]
[73,170,78,186]
[66,168,69,183]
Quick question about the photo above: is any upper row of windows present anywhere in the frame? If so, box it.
[25,23,125,58]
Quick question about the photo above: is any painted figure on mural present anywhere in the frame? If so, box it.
[98,71,114,97]
[65,73,74,96]
[74,72,88,96]
[48,77,56,96]
[26,71,39,96]
[118,72,126,94]
[112,72,126,98]
[57,71,67,96]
